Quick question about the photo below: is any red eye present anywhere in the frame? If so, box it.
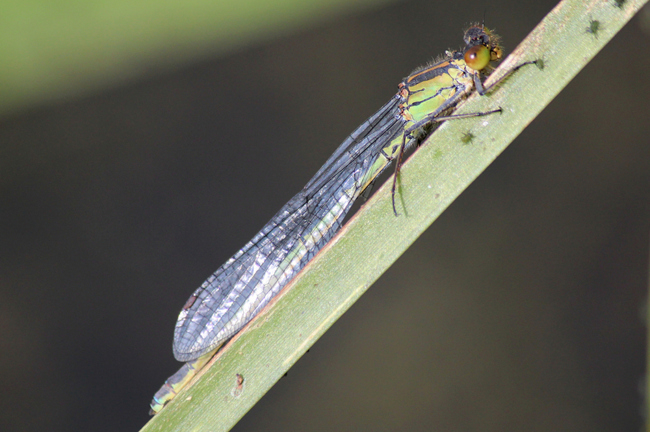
[464,45,491,71]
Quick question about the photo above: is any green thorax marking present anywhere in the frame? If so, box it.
[356,56,478,193]
[399,58,476,128]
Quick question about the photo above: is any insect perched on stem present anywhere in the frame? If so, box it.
[149,23,539,414]
[586,17,601,38]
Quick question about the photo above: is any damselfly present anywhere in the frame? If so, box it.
[150,24,537,414]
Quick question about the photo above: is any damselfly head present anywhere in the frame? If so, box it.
[462,25,503,72]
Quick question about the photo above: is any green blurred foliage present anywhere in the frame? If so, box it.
[0,0,396,116]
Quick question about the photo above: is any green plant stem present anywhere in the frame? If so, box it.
[141,0,648,430]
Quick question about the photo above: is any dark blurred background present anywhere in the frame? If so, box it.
[1,0,648,431]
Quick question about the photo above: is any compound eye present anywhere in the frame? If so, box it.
[464,45,491,71]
